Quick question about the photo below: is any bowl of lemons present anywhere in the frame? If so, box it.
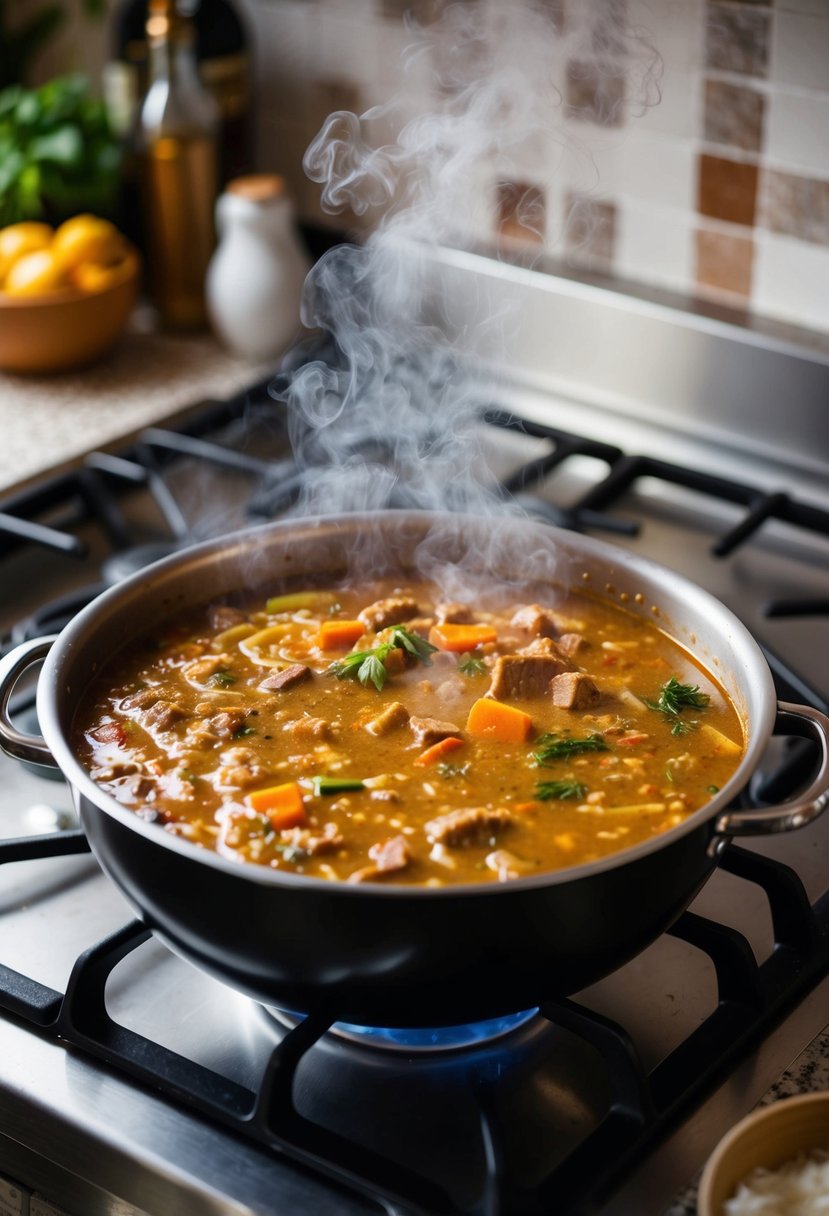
[0,214,140,374]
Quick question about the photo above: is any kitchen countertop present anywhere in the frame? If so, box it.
[0,315,277,497]
[665,1024,829,1215]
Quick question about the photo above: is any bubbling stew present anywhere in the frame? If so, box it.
[73,576,745,886]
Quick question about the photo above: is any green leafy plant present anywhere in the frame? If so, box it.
[0,74,121,226]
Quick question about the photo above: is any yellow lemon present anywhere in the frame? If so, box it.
[52,214,124,273]
[0,222,53,285]
[71,257,131,293]
[4,249,67,296]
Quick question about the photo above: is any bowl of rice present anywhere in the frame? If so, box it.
[697,1092,829,1216]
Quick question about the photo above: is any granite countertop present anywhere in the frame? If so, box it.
[0,316,276,497]
[665,1024,829,1215]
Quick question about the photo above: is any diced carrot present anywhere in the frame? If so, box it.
[466,697,533,743]
[317,619,365,649]
[414,735,464,767]
[514,801,541,814]
[617,732,649,746]
[429,623,498,653]
[246,781,306,830]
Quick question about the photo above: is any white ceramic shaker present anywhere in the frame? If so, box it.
[206,174,310,360]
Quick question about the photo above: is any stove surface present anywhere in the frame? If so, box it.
[1,267,829,1215]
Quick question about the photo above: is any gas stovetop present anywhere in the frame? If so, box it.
[1,255,829,1216]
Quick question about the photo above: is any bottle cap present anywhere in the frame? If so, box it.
[226,175,286,203]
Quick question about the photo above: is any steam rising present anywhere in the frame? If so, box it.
[274,0,660,582]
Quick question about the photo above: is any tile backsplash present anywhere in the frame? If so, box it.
[246,0,829,335]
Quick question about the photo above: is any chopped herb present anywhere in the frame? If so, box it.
[207,670,236,688]
[536,780,588,801]
[275,842,309,863]
[233,725,256,738]
[707,784,720,795]
[328,625,436,691]
[644,677,710,718]
[458,653,486,677]
[437,762,470,779]
[389,625,437,665]
[312,776,366,796]
[177,768,198,783]
[671,719,699,736]
[665,767,675,784]
[533,733,608,765]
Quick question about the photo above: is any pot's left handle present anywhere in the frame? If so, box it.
[0,636,60,768]
[710,701,829,852]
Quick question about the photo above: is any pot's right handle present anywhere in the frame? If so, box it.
[711,701,829,852]
[0,635,60,768]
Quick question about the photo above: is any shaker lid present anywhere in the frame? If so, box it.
[226,174,286,203]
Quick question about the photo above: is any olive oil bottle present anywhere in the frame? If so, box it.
[138,0,219,329]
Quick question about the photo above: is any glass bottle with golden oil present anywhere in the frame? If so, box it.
[138,0,219,329]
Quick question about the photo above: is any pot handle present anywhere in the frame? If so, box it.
[0,635,60,768]
[711,701,829,848]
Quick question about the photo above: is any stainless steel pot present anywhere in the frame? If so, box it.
[1,512,827,1026]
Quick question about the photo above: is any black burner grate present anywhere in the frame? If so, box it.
[0,832,827,1216]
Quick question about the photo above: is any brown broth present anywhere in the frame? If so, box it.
[72,576,745,885]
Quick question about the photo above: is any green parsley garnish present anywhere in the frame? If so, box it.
[643,677,710,718]
[536,780,588,801]
[207,670,236,688]
[437,762,470,779]
[458,653,486,677]
[328,626,437,691]
[670,719,700,736]
[707,784,720,795]
[233,725,256,738]
[533,733,608,765]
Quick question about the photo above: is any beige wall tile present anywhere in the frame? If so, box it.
[754,232,829,329]
[770,10,829,92]
[695,226,755,298]
[765,89,829,176]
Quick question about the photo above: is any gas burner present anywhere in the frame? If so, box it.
[264,1006,540,1052]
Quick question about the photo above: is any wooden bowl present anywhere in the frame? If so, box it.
[0,251,140,374]
[697,1092,829,1216]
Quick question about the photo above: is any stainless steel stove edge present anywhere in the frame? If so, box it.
[417,242,829,475]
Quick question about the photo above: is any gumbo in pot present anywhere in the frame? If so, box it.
[73,576,745,886]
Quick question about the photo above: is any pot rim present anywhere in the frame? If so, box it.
[38,510,777,897]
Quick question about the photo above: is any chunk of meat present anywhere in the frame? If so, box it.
[286,716,331,742]
[409,716,462,748]
[550,672,601,709]
[435,602,474,625]
[142,700,187,731]
[518,635,569,660]
[183,654,233,682]
[557,632,587,659]
[90,721,127,746]
[205,709,248,738]
[279,822,344,857]
[404,616,435,638]
[120,688,159,711]
[358,596,419,631]
[209,605,248,630]
[511,604,561,638]
[424,806,513,847]
[216,746,264,789]
[365,701,410,736]
[259,664,311,692]
[488,653,570,700]
[348,834,411,883]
